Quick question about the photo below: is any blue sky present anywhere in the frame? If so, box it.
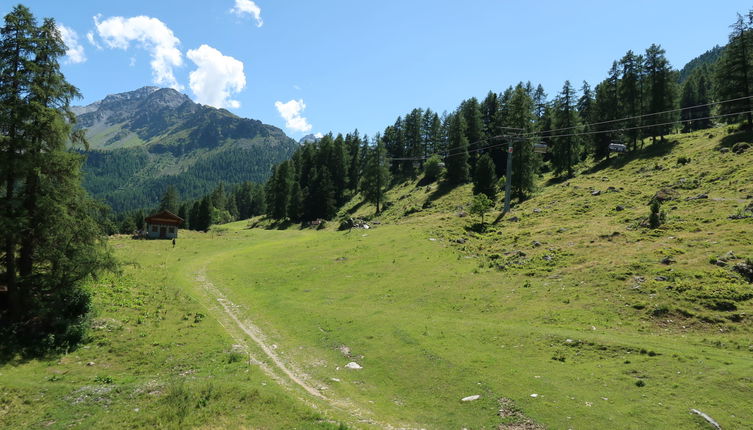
[5,1,753,139]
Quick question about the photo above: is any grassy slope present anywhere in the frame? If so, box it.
[0,234,347,429]
[207,127,753,428]
[2,126,752,429]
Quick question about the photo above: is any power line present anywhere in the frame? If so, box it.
[387,108,753,162]
[525,94,753,138]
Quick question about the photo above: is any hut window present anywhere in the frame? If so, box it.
[169,227,174,233]
[152,226,157,232]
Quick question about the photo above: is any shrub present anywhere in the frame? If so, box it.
[648,199,666,229]
[676,156,691,165]
[423,154,443,182]
[732,142,750,154]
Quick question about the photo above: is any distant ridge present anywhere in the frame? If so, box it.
[76,87,298,212]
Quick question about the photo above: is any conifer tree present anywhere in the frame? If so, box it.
[460,98,484,169]
[619,51,644,149]
[592,63,620,160]
[287,181,303,222]
[196,196,213,231]
[644,44,676,142]
[404,108,424,174]
[0,7,114,348]
[445,113,470,185]
[507,84,540,200]
[360,135,391,214]
[473,153,497,200]
[551,81,581,177]
[159,184,180,213]
[715,11,753,128]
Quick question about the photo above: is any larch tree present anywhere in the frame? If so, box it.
[444,113,470,185]
[715,11,753,128]
[551,80,581,177]
[359,134,391,214]
[0,6,114,351]
[644,44,676,143]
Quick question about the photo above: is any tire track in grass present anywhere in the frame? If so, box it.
[194,266,416,430]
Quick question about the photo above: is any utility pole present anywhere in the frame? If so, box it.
[503,139,513,213]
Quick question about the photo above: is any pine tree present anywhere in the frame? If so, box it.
[0,7,114,348]
[460,98,484,169]
[551,81,581,177]
[695,73,712,130]
[592,63,620,160]
[473,153,497,200]
[404,108,424,174]
[507,84,540,200]
[360,135,391,214]
[619,51,644,149]
[159,184,180,213]
[331,134,348,205]
[445,113,470,185]
[196,196,213,231]
[577,81,594,156]
[644,44,676,142]
[346,130,362,192]
[287,181,303,222]
[680,78,696,132]
[715,11,753,128]
[210,182,227,211]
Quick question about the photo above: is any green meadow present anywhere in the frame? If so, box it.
[2,126,753,429]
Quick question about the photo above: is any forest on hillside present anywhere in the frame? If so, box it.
[113,9,753,235]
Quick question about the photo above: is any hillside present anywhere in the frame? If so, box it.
[3,126,751,429]
[74,87,298,212]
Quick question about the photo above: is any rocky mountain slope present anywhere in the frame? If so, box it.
[75,87,298,212]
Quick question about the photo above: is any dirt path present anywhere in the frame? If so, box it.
[194,269,325,399]
[193,266,413,429]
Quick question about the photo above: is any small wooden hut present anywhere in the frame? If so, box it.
[144,210,183,239]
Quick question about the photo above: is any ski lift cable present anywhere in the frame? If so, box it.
[386,108,753,162]
[521,94,753,138]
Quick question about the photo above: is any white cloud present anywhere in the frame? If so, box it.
[186,44,246,109]
[94,15,183,89]
[314,132,323,138]
[86,31,102,49]
[231,0,263,27]
[274,99,312,133]
[57,24,86,64]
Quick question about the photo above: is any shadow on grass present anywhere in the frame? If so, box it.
[720,130,753,148]
[345,199,366,215]
[427,180,457,202]
[586,139,680,174]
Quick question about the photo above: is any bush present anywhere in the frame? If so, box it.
[732,142,750,154]
[648,199,666,229]
[423,154,443,182]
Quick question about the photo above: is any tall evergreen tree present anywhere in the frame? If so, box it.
[444,113,470,185]
[196,196,213,231]
[460,98,484,169]
[360,135,391,214]
[592,63,620,160]
[507,84,540,200]
[473,153,498,200]
[715,11,753,128]
[619,50,644,149]
[644,44,676,142]
[0,7,114,348]
[287,181,303,222]
[404,108,424,174]
[159,184,180,213]
[551,81,581,177]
